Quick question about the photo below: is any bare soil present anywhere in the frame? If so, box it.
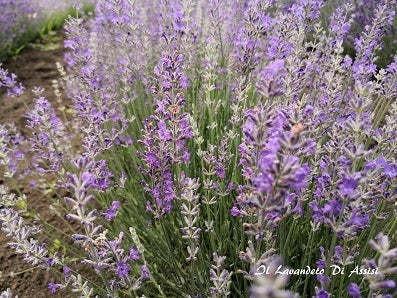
[0,32,71,298]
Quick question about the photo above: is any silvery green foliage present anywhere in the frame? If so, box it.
[0,185,53,268]
[209,253,232,297]
[0,184,96,296]
[179,174,201,262]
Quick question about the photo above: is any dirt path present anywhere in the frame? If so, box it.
[0,32,71,298]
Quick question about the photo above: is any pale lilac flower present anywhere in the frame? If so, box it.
[129,248,139,261]
[48,282,59,294]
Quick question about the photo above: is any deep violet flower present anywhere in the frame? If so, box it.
[116,262,131,279]
[231,206,243,217]
[315,290,331,298]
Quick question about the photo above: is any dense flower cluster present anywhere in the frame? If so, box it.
[0,0,396,297]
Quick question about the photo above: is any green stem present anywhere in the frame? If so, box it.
[302,230,314,297]
[282,219,296,261]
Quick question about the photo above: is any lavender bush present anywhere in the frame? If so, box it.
[326,0,397,68]
[1,0,397,297]
[0,0,93,60]
[0,0,37,58]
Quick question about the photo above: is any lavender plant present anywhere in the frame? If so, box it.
[0,0,36,58]
[0,0,94,61]
[1,0,397,297]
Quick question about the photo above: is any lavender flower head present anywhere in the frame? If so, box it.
[236,104,313,237]
[138,50,193,217]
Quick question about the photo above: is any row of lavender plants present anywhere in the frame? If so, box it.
[0,0,93,60]
[0,0,37,58]
[1,0,397,297]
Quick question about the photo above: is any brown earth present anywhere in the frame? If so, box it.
[0,31,72,298]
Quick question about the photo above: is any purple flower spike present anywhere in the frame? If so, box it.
[237,104,313,236]
[138,51,193,218]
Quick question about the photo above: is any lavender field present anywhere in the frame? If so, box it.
[0,0,397,297]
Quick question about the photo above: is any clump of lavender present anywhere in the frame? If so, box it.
[0,0,36,58]
[62,155,154,296]
[0,0,92,60]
